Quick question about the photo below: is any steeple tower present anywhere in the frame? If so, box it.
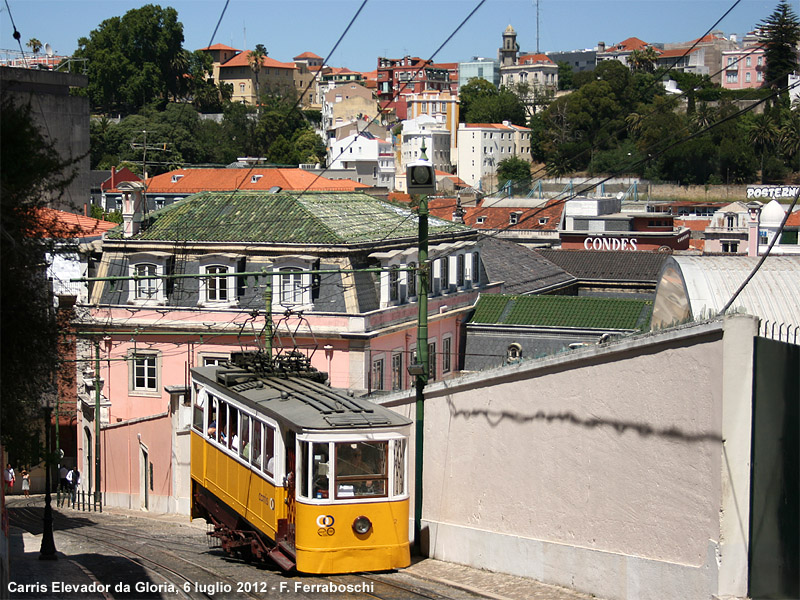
[499,24,519,67]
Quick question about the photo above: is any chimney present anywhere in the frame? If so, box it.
[598,41,606,52]
[111,165,116,189]
[119,181,147,238]
[746,201,762,256]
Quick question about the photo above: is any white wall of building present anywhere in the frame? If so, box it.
[381,315,757,600]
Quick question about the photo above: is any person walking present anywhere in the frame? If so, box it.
[21,470,30,497]
[4,464,15,494]
[59,465,68,492]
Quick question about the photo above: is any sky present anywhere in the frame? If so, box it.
[0,0,791,73]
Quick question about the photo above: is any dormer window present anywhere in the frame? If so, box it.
[251,174,263,183]
[198,254,241,308]
[128,251,170,306]
[476,216,486,224]
[134,264,158,299]
[171,174,184,183]
[539,217,549,225]
[509,212,520,225]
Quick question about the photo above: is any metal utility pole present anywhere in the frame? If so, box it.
[39,405,57,560]
[406,142,436,553]
[536,0,540,54]
[130,130,170,181]
[414,192,429,553]
[94,340,102,510]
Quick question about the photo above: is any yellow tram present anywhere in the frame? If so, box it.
[189,351,412,574]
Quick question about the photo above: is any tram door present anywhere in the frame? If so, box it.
[284,432,296,551]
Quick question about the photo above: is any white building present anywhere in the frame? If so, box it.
[397,114,453,192]
[327,131,395,188]
[456,121,532,190]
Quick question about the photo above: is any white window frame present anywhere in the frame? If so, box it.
[271,256,314,310]
[128,252,170,306]
[198,254,240,308]
[128,351,161,398]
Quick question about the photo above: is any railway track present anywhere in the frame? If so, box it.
[8,498,490,600]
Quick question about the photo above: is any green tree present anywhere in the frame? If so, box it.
[557,61,574,90]
[73,4,185,113]
[628,47,660,73]
[496,156,532,193]
[758,2,800,91]
[249,44,268,116]
[26,38,42,54]
[748,112,780,183]
[1,96,78,462]
[458,78,499,120]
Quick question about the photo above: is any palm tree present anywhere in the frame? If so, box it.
[748,112,779,183]
[26,38,42,54]
[780,110,800,171]
[248,44,267,116]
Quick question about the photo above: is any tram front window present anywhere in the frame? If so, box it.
[335,441,387,499]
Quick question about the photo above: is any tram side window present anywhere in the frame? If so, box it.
[263,425,276,477]
[335,441,388,499]
[227,408,239,451]
[312,443,330,499]
[299,441,309,499]
[298,442,330,501]
[192,387,204,433]
[393,439,407,497]
[218,400,228,445]
[207,396,219,441]
[240,414,250,460]
[252,421,263,469]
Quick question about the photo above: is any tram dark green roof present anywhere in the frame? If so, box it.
[192,365,411,431]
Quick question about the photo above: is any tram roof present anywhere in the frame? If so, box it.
[192,365,411,431]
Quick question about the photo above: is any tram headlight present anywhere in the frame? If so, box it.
[352,515,372,535]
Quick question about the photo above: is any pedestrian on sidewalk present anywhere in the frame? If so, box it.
[59,465,68,492]
[4,464,15,494]
[21,470,30,497]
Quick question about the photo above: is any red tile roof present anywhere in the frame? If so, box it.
[603,37,658,53]
[199,43,240,52]
[101,167,141,190]
[294,51,322,60]
[658,47,701,59]
[786,210,800,227]
[465,199,564,231]
[435,171,467,187]
[123,168,368,194]
[31,208,117,239]
[519,53,554,65]
[464,123,531,131]
[674,218,711,232]
[221,52,296,70]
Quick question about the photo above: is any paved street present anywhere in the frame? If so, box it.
[5,495,601,600]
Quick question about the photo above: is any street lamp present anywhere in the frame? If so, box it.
[39,404,57,560]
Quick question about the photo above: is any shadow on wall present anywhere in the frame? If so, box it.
[445,396,722,443]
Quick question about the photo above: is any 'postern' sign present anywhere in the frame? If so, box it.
[747,186,800,199]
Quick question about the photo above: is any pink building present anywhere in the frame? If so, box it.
[76,186,495,512]
[720,46,765,89]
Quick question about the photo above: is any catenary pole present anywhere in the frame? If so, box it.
[414,191,429,553]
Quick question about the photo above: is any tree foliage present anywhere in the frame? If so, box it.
[74,4,185,114]
[497,156,532,193]
[1,96,77,462]
[459,78,527,125]
[758,1,800,91]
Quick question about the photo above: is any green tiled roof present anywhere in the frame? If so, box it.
[470,294,652,330]
[106,191,469,244]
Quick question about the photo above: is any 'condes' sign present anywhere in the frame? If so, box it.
[584,237,638,251]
